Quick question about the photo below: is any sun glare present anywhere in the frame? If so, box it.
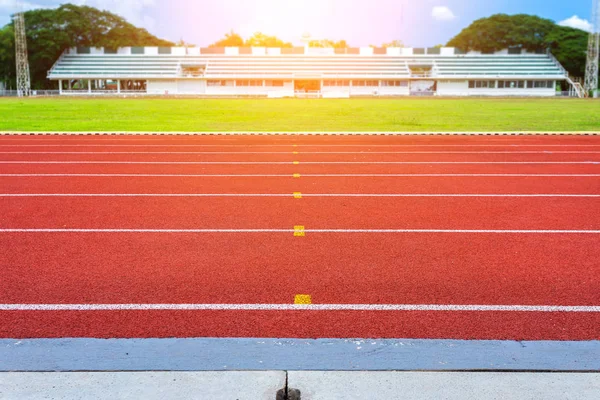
[236,0,338,42]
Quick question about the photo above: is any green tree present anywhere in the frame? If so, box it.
[208,30,244,47]
[0,3,173,89]
[545,26,588,78]
[309,39,349,48]
[245,32,292,48]
[381,40,404,48]
[447,14,591,78]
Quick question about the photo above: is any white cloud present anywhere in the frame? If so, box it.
[432,6,456,21]
[558,15,592,32]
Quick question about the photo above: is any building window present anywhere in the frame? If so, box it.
[265,80,284,87]
[324,80,350,87]
[527,81,554,89]
[158,47,172,55]
[498,80,524,89]
[469,80,496,89]
[207,80,229,87]
[381,81,408,87]
[131,47,145,55]
[236,80,262,87]
[366,80,379,87]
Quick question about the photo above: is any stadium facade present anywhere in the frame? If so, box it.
[47,46,572,97]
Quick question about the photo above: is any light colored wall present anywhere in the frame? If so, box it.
[267,48,281,56]
[147,80,178,94]
[252,47,266,56]
[440,47,455,56]
[172,47,187,56]
[117,47,131,55]
[145,47,159,55]
[386,47,401,56]
[308,48,335,55]
[349,86,379,96]
[401,48,413,56]
[469,88,555,96]
[177,80,206,94]
[225,47,239,55]
[437,80,556,96]
[90,47,103,55]
[187,47,200,56]
[360,47,374,56]
[437,80,469,96]
[378,86,410,96]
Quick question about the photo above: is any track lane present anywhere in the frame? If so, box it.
[1,153,599,162]
[1,176,599,194]
[2,197,600,230]
[0,233,598,306]
[0,233,598,339]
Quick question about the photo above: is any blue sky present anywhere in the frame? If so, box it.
[0,0,595,47]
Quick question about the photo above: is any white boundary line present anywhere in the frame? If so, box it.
[1,193,599,198]
[2,173,599,178]
[1,161,599,165]
[1,229,599,233]
[1,303,598,312]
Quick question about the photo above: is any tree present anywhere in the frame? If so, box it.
[381,40,404,48]
[447,14,556,53]
[447,13,592,78]
[0,3,173,89]
[309,39,349,48]
[208,30,244,47]
[545,26,588,78]
[245,32,292,48]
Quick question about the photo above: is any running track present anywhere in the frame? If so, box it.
[1,134,599,340]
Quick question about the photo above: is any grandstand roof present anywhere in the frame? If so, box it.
[47,46,568,81]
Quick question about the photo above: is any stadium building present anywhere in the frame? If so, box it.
[47,45,573,97]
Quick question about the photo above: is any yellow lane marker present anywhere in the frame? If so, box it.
[293,225,305,237]
[293,161,300,165]
[293,192,302,199]
[293,144,298,147]
[292,151,299,155]
[293,173,301,178]
[294,294,312,305]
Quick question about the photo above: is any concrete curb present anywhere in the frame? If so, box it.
[2,339,599,372]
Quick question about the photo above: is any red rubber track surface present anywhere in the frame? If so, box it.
[1,134,599,339]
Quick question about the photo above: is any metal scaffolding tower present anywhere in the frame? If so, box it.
[584,0,600,97]
[13,10,31,97]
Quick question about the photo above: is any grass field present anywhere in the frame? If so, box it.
[1,97,599,132]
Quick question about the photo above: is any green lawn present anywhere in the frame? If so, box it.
[1,97,598,132]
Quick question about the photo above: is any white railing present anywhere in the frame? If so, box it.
[1,90,60,97]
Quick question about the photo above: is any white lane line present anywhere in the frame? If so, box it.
[1,303,598,312]
[1,229,599,233]
[2,151,600,154]
[1,174,600,178]
[1,194,599,198]
[1,161,599,165]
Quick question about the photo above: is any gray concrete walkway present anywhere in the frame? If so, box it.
[1,371,599,399]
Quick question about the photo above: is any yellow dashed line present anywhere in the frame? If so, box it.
[293,173,301,178]
[293,161,300,165]
[293,192,302,199]
[293,225,305,237]
[294,294,312,305]
[292,151,299,155]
